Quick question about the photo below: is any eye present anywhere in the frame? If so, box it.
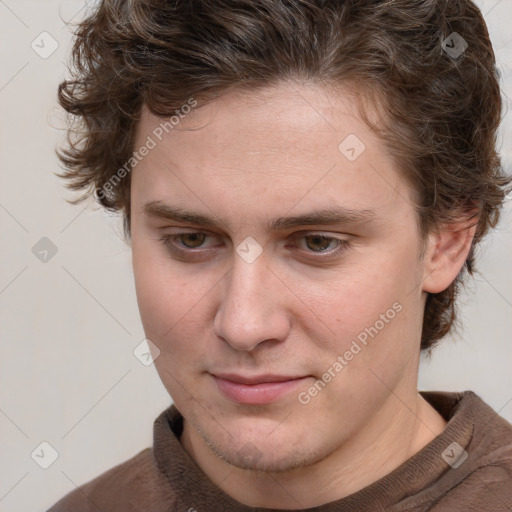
[159,232,221,254]
[290,233,350,257]
[176,233,207,249]
[302,234,338,252]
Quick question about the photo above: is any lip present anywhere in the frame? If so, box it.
[211,373,309,405]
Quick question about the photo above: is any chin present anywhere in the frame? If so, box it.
[199,426,327,473]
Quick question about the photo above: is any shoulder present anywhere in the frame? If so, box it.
[427,461,512,511]
[46,448,177,512]
[415,391,512,511]
[449,403,512,511]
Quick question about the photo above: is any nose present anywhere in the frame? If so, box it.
[213,256,291,352]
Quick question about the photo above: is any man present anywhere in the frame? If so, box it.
[49,0,512,510]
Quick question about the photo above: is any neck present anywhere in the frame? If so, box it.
[180,392,447,509]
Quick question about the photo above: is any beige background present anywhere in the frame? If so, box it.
[0,1,511,511]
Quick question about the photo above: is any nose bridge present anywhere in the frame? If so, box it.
[214,255,289,351]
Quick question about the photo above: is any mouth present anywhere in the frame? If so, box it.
[210,373,310,405]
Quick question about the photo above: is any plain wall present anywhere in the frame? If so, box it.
[0,1,510,511]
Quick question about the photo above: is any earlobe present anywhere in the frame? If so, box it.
[422,219,477,294]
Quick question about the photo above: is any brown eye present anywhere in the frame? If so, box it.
[179,233,206,248]
[159,231,223,262]
[304,235,336,252]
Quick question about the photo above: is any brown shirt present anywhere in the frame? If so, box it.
[47,391,512,511]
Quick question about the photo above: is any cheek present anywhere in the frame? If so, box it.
[132,237,223,364]
[132,251,211,399]
[134,265,209,342]
[283,262,399,337]
[332,268,422,387]
[296,245,422,359]
[132,239,189,337]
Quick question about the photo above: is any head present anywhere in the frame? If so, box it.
[58,0,510,471]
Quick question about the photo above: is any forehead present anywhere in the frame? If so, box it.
[131,82,416,225]
[137,82,381,150]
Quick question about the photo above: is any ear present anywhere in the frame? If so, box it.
[421,218,477,294]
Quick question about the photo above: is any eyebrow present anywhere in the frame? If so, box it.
[143,200,377,231]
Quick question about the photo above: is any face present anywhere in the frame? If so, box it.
[130,83,429,472]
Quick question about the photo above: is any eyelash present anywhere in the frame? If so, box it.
[158,232,350,260]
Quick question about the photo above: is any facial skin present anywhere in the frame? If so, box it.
[130,83,474,508]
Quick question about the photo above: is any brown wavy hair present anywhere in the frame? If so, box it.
[57,0,511,351]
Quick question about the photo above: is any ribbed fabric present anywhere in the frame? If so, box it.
[47,391,512,511]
